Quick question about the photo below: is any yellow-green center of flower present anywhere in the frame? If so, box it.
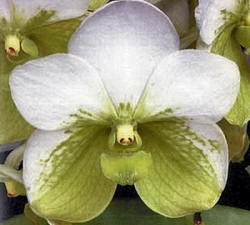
[5,34,20,56]
[116,124,135,146]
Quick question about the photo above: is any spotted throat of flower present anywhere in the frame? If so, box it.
[101,103,152,186]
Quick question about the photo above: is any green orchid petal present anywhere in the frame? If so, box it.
[210,23,250,126]
[135,118,228,217]
[47,220,72,225]
[24,127,116,223]
[218,119,249,162]
[24,204,44,225]
[100,151,153,185]
[235,26,250,48]
[89,0,109,11]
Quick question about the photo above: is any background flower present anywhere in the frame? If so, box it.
[195,0,250,126]
[0,0,89,145]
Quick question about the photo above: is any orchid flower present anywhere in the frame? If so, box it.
[0,0,89,144]
[9,1,240,223]
[195,0,250,126]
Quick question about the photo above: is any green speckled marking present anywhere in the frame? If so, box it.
[135,117,222,217]
[208,139,221,153]
[32,126,116,222]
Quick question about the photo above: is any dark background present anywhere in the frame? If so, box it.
[1,126,250,221]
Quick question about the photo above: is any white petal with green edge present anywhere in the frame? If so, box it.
[135,119,228,217]
[23,128,116,222]
[0,0,10,21]
[69,0,179,109]
[12,0,89,21]
[135,50,240,123]
[10,54,116,131]
[195,0,237,45]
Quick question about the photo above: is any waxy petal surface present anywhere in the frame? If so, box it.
[24,128,116,222]
[135,119,228,217]
[135,50,240,123]
[69,0,179,109]
[10,54,116,131]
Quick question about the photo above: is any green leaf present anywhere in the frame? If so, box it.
[2,199,250,225]
[211,22,250,126]
[218,119,249,162]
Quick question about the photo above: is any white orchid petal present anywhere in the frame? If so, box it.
[135,50,240,123]
[12,0,89,21]
[195,0,237,44]
[10,54,115,131]
[0,0,10,21]
[69,0,179,109]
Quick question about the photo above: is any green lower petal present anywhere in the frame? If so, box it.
[135,119,225,217]
[100,151,153,186]
[218,119,249,162]
[210,23,250,126]
[28,126,116,223]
